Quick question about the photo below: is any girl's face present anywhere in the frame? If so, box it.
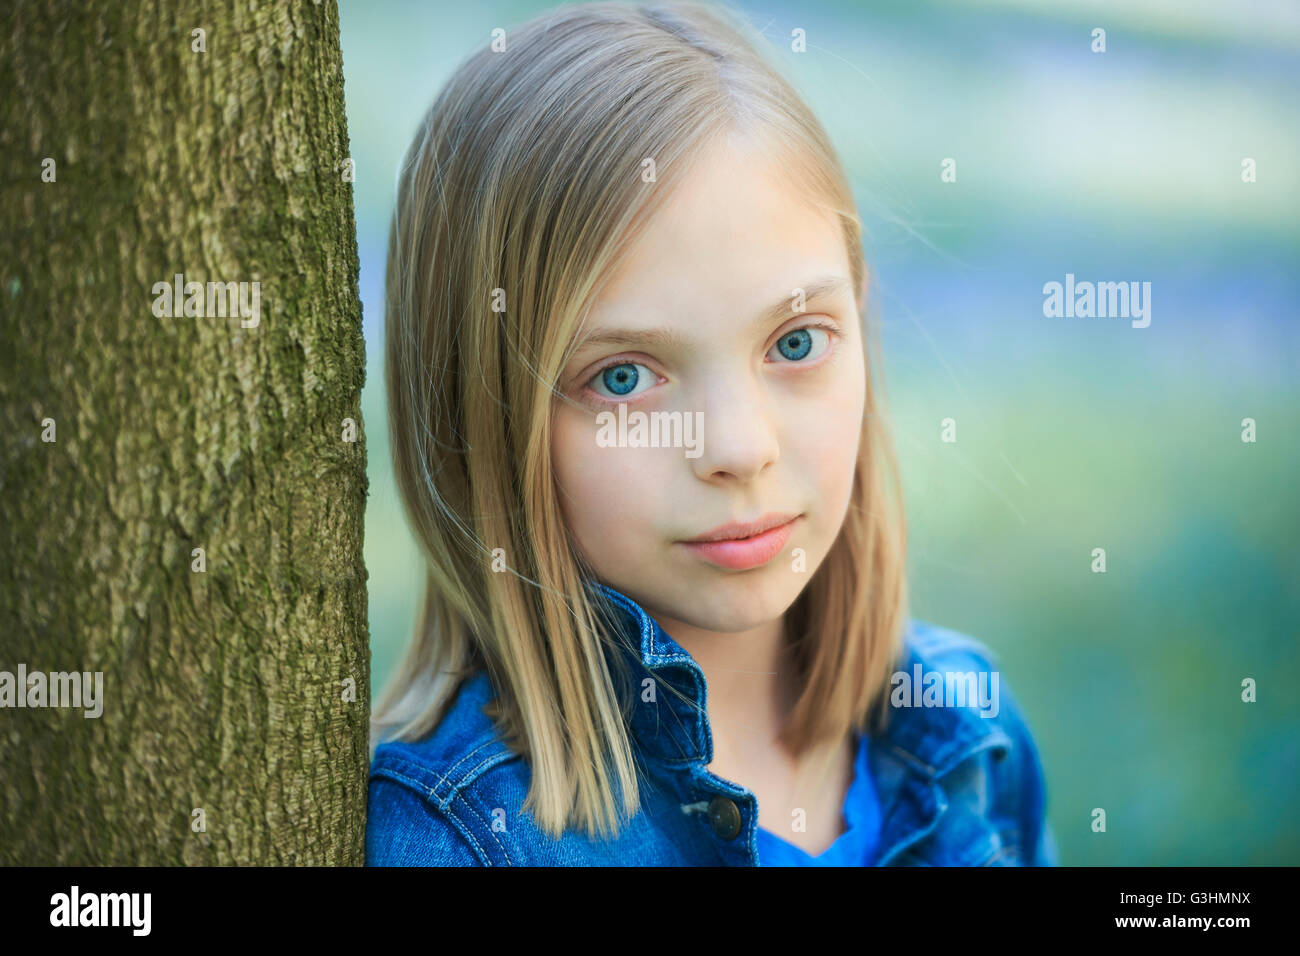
[551,133,867,635]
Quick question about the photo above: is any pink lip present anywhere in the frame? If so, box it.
[678,514,800,571]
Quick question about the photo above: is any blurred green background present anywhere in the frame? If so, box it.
[339,0,1300,865]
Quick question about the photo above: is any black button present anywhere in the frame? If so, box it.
[707,796,742,840]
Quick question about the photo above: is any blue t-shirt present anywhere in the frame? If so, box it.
[756,730,880,866]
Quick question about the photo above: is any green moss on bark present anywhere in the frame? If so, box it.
[0,0,369,864]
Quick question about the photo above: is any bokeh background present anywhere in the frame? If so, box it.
[339,0,1300,865]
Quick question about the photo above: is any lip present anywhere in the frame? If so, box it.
[678,513,800,571]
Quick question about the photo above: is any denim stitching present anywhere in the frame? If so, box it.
[374,756,463,806]
[371,767,493,864]
[394,748,519,864]
[453,789,513,866]
[981,843,1020,866]
[443,738,500,785]
[887,743,936,776]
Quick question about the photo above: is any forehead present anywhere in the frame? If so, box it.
[588,135,851,328]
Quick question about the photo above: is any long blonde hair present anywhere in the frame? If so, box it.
[373,0,909,840]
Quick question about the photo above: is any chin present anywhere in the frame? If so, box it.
[675,574,800,632]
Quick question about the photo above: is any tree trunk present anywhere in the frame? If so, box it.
[0,1,369,864]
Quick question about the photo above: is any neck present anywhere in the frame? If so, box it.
[651,609,798,764]
[649,604,851,798]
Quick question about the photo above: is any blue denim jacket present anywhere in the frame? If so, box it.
[367,582,1059,866]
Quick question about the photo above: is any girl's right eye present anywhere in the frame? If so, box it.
[588,361,657,401]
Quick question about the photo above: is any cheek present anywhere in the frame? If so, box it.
[552,409,599,534]
[551,408,660,567]
[786,356,865,507]
[790,409,860,495]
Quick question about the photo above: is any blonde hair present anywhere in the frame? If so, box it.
[373,0,909,840]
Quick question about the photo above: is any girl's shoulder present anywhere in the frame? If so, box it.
[366,669,527,866]
[887,617,1058,865]
[365,667,706,866]
[903,617,1004,669]
[895,615,1038,753]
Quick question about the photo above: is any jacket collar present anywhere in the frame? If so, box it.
[588,580,1014,864]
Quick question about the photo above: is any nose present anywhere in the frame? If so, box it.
[688,377,780,484]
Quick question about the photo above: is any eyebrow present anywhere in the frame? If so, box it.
[572,274,854,354]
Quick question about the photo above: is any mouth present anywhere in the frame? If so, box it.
[678,513,801,571]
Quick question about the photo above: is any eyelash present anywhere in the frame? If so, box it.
[578,319,843,407]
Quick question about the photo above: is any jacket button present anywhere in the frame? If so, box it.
[707,796,743,840]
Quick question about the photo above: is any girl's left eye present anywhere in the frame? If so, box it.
[768,326,832,363]
[588,361,657,400]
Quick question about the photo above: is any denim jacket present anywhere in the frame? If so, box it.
[367,582,1059,866]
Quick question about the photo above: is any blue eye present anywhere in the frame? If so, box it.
[590,362,656,399]
[769,327,830,363]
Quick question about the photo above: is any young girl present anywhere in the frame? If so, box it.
[367,0,1057,866]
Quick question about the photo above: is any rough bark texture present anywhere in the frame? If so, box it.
[0,1,369,864]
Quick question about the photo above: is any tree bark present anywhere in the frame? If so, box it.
[0,1,369,864]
